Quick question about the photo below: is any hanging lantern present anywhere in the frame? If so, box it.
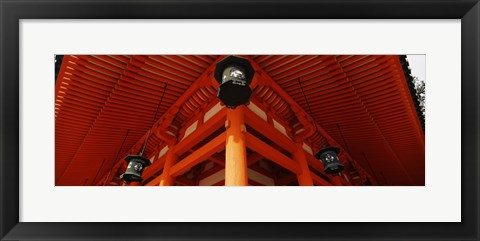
[314,146,344,175]
[214,55,255,108]
[120,155,151,183]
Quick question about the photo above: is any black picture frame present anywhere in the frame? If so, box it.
[1,0,478,240]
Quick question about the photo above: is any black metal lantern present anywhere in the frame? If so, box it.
[314,146,345,175]
[120,155,151,183]
[214,55,255,108]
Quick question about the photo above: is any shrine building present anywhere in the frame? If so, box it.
[54,55,425,186]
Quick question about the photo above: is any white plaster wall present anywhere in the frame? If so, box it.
[203,102,223,122]
[197,167,275,186]
[181,120,198,140]
[248,169,275,186]
[273,119,290,139]
[302,143,313,155]
[199,169,225,186]
[247,102,267,121]
[202,161,215,172]
[158,146,169,158]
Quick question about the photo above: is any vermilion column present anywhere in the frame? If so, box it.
[293,143,314,186]
[225,106,248,186]
[159,147,179,186]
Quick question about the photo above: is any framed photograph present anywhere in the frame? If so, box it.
[1,0,478,240]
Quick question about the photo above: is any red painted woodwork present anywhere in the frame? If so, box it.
[55,55,424,186]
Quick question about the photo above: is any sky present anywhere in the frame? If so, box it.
[406,55,426,82]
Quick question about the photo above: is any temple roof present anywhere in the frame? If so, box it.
[55,55,425,186]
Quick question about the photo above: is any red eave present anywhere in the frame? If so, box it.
[55,55,425,186]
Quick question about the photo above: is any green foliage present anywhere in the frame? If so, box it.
[413,76,425,116]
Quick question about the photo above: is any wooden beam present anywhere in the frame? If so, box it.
[174,108,226,156]
[311,172,332,186]
[169,132,226,177]
[249,163,274,179]
[175,176,196,186]
[247,152,264,166]
[187,150,224,167]
[197,164,224,180]
[141,155,166,181]
[145,174,163,186]
[245,132,301,174]
[329,175,343,186]
[340,176,351,186]
[193,162,206,184]
[276,174,297,186]
[209,153,225,167]
[244,107,295,153]
[248,179,264,186]
[212,180,225,186]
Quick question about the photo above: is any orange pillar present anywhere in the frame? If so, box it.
[159,147,179,186]
[225,106,248,186]
[293,143,313,186]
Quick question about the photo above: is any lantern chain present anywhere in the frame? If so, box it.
[103,128,130,186]
[297,78,326,145]
[140,83,168,156]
